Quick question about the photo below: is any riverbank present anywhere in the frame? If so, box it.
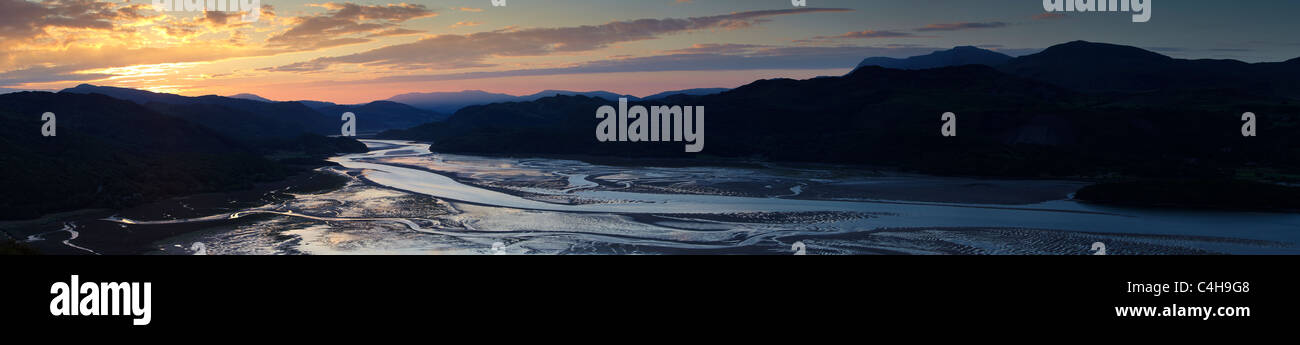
[0,168,350,255]
[13,140,1300,255]
[1075,179,1300,212]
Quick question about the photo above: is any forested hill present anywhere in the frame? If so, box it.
[0,92,365,220]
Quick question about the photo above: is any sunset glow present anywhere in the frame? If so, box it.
[3,0,1297,103]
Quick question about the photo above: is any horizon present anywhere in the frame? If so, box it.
[29,40,1297,105]
[2,0,1299,103]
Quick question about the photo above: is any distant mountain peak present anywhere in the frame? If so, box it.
[856,46,1012,70]
[1033,40,1172,61]
[64,84,148,93]
[523,90,636,101]
[642,88,730,100]
[228,93,274,102]
[995,41,1298,94]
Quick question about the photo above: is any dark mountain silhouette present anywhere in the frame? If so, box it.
[142,102,314,142]
[294,100,339,110]
[643,88,730,100]
[61,84,335,137]
[381,42,1300,182]
[386,89,641,113]
[857,46,1013,70]
[228,93,274,102]
[317,101,447,134]
[60,84,441,135]
[849,41,1300,99]
[519,90,636,102]
[383,66,1088,174]
[0,92,277,219]
[1,87,44,94]
[0,91,367,220]
[61,84,191,104]
[387,90,523,113]
[997,41,1300,97]
[377,40,1300,210]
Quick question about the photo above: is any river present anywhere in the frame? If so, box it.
[135,140,1300,255]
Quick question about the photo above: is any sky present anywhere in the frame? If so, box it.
[1,0,1298,104]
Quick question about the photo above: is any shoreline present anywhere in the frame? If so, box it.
[11,140,1299,255]
[0,167,350,255]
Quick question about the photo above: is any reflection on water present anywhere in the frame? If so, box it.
[138,140,1300,255]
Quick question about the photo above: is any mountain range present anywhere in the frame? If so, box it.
[857,46,1013,70]
[386,88,729,114]
[0,86,376,219]
[382,41,1300,181]
[0,92,315,219]
[855,42,1300,98]
[61,84,444,137]
[997,41,1300,96]
[7,40,1299,218]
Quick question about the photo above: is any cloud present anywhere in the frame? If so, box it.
[0,65,113,84]
[265,7,854,72]
[1033,13,1067,20]
[367,28,423,37]
[450,21,481,28]
[266,3,437,50]
[915,22,1008,32]
[1,1,446,87]
[829,30,916,39]
[664,43,768,55]
[804,30,920,42]
[0,0,155,41]
[0,42,282,87]
[340,44,939,84]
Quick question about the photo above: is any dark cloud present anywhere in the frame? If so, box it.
[663,43,768,55]
[818,30,916,39]
[342,45,938,84]
[0,65,112,85]
[915,22,1008,32]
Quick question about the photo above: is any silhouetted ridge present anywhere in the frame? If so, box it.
[998,41,1300,97]
[60,84,440,136]
[856,46,1012,70]
[0,92,284,219]
[380,48,1300,181]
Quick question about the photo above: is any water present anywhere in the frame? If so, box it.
[140,140,1300,255]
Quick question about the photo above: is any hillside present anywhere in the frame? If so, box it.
[0,92,293,219]
[381,44,1300,179]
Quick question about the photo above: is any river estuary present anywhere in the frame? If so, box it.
[103,140,1300,255]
